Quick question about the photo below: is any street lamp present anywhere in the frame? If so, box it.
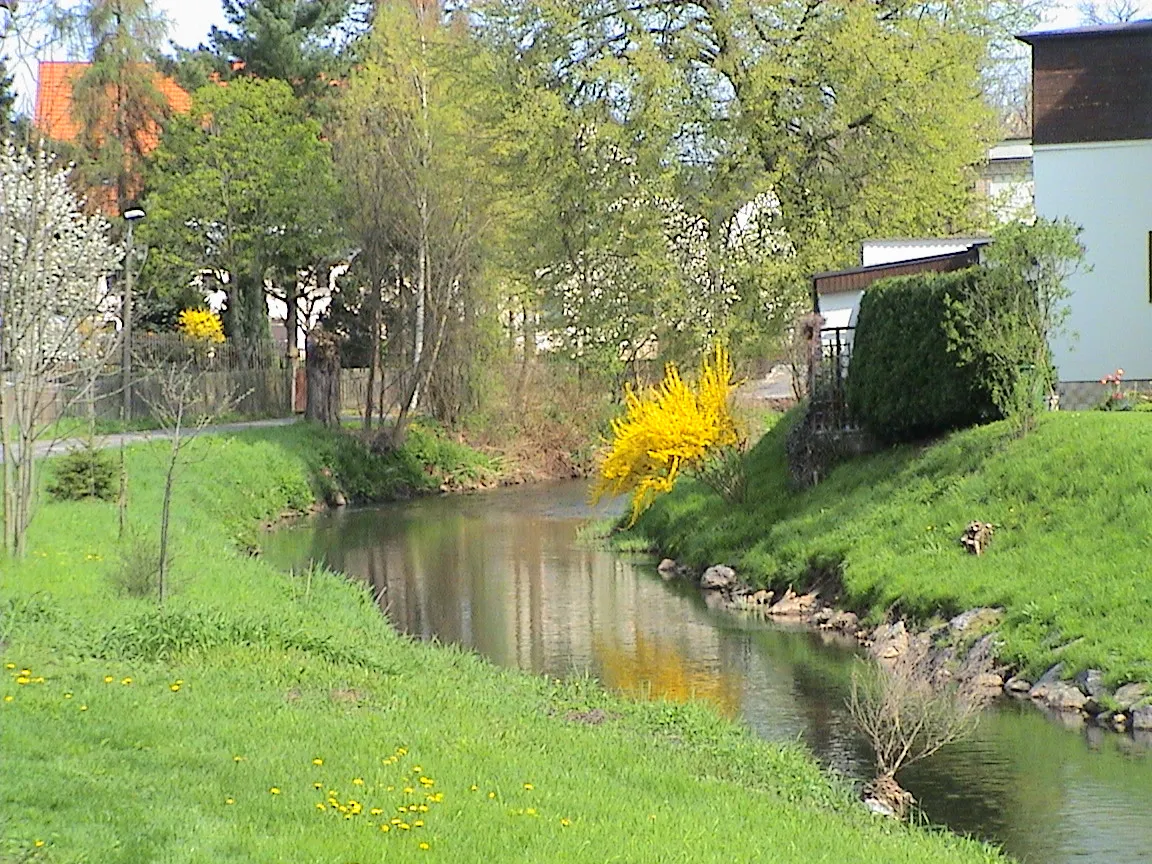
[122,207,145,419]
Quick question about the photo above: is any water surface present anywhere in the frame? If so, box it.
[264,481,1152,863]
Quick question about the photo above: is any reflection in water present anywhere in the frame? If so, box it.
[264,481,1152,864]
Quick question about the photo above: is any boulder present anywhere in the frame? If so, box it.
[827,610,859,632]
[1074,668,1108,699]
[969,672,1005,699]
[1030,680,1088,713]
[870,621,909,661]
[809,607,834,626]
[1004,677,1032,695]
[657,558,677,574]
[1114,683,1149,711]
[1036,663,1065,686]
[767,589,819,618]
[1133,705,1152,731]
[700,565,737,591]
[948,607,1003,634]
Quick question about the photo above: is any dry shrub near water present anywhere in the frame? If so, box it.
[849,637,993,817]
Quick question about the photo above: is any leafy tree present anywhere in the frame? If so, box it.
[483,0,1044,358]
[334,1,501,441]
[68,0,171,214]
[142,78,341,349]
[945,219,1086,436]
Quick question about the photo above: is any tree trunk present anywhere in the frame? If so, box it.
[306,329,341,427]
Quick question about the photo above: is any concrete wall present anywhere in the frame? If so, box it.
[1033,139,1152,381]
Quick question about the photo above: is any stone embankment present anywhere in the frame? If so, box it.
[658,559,1152,736]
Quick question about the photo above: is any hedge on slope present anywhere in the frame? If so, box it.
[847,269,999,442]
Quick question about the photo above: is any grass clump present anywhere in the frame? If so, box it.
[0,422,1006,863]
[635,410,1152,685]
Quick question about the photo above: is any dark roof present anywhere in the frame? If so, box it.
[812,247,984,298]
[1018,19,1152,44]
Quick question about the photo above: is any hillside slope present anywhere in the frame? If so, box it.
[636,412,1152,685]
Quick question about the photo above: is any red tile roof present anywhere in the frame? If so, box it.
[34,60,192,152]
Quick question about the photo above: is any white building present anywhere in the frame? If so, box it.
[1019,21,1152,402]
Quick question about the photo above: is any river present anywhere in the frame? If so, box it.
[263,481,1152,863]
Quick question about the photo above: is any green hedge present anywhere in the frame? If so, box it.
[847,269,999,442]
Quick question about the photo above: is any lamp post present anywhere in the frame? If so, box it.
[121,207,145,420]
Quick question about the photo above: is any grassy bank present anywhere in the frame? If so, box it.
[635,411,1152,687]
[0,422,1005,862]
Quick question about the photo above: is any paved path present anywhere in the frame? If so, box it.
[4,417,299,461]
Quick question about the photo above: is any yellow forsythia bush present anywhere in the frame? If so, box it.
[594,344,741,523]
[178,308,226,343]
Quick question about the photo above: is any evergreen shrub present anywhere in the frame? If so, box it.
[46,441,117,502]
[847,269,999,443]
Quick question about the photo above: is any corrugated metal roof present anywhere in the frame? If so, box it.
[812,249,982,298]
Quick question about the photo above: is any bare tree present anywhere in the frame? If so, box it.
[848,638,994,818]
[136,352,243,601]
[1079,0,1144,23]
[0,143,121,556]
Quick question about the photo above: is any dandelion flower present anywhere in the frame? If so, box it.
[121,677,132,685]
[488,791,496,799]
[370,808,383,816]
[403,787,414,794]
[4,663,13,669]
[315,803,326,811]
[15,677,29,685]
[3,695,12,702]
[526,808,537,816]
[380,825,390,833]
[225,798,235,805]
[399,822,410,830]
[419,777,434,787]
[412,766,422,773]
[419,842,430,850]
[79,705,88,711]
[390,818,402,825]
[560,818,572,827]
[469,785,478,792]
[170,684,181,692]
[103,676,113,683]
[269,787,281,795]
[34,840,44,848]
[414,820,424,827]
[233,756,245,762]
[64,693,73,699]
[313,782,323,790]
[352,778,364,786]
[20,669,30,676]
[312,758,323,766]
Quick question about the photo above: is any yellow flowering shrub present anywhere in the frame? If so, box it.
[594,345,741,523]
[178,308,226,343]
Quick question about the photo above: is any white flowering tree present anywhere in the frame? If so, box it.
[0,144,122,556]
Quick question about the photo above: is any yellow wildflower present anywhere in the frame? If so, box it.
[380,825,390,833]
[419,842,430,850]
[79,705,88,711]
[414,820,424,827]
[523,783,534,791]
[369,808,383,816]
[15,677,28,685]
[315,803,326,811]
[4,663,13,669]
[312,758,323,766]
[561,818,572,827]
[120,677,132,685]
[269,787,281,795]
[34,840,44,848]
[103,676,113,683]
[352,777,364,786]
[3,695,12,702]
[225,798,235,805]
[170,684,181,692]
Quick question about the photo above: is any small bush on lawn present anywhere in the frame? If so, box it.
[47,442,117,502]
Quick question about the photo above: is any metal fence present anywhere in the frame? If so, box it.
[808,326,857,433]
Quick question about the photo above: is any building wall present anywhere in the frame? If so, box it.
[1033,139,1152,381]
[816,289,863,330]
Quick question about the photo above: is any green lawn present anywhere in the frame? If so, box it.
[635,411,1152,686]
[0,422,1005,863]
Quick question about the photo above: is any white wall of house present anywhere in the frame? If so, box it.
[1033,139,1152,381]
[817,289,863,329]
[979,139,1034,222]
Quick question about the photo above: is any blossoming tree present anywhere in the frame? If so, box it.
[0,144,121,556]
